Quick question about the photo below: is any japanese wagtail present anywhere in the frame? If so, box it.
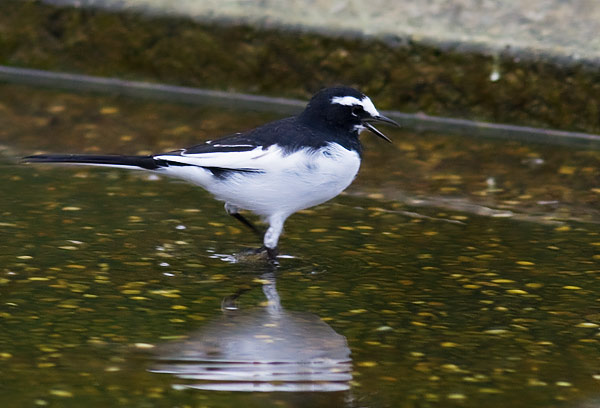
[23,86,399,262]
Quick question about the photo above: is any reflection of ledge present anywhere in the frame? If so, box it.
[344,190,600,227]
[150,274,352,392]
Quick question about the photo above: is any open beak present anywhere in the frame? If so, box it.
[362,114,400,143]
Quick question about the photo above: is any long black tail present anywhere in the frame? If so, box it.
[22,154,162,170]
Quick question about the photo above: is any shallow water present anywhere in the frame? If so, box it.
[0,83,599,407]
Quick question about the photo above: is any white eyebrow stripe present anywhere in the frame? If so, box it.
[331,95,361,106]
[359,96,380,117]
[210,144,255,148]
[330,95,380,118]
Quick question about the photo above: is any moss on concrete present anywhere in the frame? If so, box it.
[2,0,600,133]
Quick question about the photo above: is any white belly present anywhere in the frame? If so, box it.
[160,143,361,218]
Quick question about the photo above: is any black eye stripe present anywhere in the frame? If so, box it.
[351,105,364,116]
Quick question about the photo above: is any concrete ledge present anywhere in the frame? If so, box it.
[2,65,599,149]
[2,0,600,134]
[44,0,600,64]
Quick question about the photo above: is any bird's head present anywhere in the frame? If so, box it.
[300,87,399,143]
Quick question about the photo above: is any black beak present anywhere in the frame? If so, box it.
[362,114,400,143]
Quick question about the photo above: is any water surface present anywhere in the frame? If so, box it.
[0,83,599,407]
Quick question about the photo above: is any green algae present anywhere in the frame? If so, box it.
[2,0,600,135]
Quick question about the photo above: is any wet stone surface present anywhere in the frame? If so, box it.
[0,84,599,407]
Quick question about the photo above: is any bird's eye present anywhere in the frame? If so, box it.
[351,105,364,117]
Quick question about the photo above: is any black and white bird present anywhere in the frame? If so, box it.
[23,86,399,261]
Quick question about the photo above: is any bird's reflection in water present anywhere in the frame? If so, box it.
[150,270,352,392]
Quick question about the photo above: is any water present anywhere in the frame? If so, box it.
[0,83,599,407]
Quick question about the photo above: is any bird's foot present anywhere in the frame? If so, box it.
[221,295,239,311]
[234,246,279,265]
[265,246,279,266]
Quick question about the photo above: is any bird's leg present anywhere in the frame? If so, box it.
[224,203,262,237]
[221,266,277,312]
[224,204,285,264]
[263,214,286,264]
[221,285,252,311]
[231,213,262,237]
